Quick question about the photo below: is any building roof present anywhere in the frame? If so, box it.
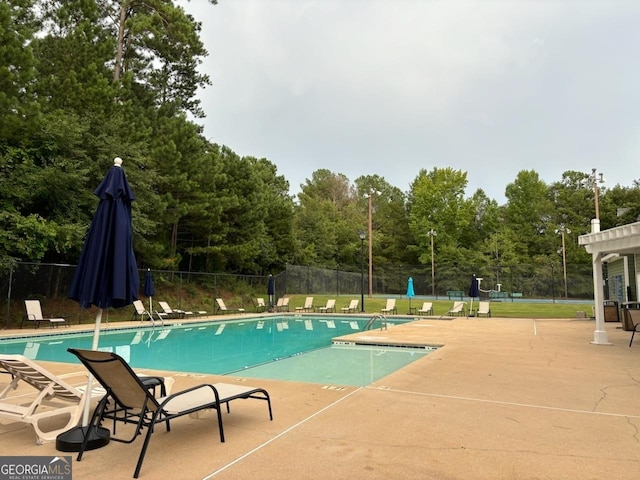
[578,221,640,255]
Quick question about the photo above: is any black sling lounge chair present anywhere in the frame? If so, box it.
[626,309,640,347]
[67,348,273,478]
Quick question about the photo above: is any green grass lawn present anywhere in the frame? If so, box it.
[283,295,594,319]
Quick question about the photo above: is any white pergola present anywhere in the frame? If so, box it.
[578,220,640,345]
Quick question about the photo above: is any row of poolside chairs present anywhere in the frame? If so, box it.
[250,297,360,313]
[291,297,360,313]
[265,297,492,317]
[21,299,208,330]
[137,298,253,319]
[381,299,488,317]
[142,298,492,318]
[253,297,360,314]
[284,297,491,317]
[251,297,492,317]
[21,297,492,330]
[381,299,491,317]
[136,297,491,323]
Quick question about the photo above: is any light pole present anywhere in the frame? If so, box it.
[555,224,571,299]
[364,189,379,297]
[359,231,366,312]
[427,229,436,296]
[584,168,605,231]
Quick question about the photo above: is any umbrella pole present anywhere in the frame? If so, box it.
[56,308,110,452]
[91,308,102,349]
[82,308,103,425]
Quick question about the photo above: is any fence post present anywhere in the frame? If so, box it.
[214,273,218,312]
[510,267,514,302]
[551,263,556,303]
[4,265,13,329]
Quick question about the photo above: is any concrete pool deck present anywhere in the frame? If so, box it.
[1,314,639,479]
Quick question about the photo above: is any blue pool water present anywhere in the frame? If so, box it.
[0,316,432,386]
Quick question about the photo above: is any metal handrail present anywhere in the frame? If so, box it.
[364,314,387,331]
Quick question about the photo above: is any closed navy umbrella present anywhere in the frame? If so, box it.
[267,274,275,310]
[62,157,138,449]
[144,268,155,314]
[68,157,139,339]
[469,274,479,316]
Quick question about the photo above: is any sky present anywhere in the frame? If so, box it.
[179,0,640,203]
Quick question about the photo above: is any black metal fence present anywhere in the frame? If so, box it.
[1,261,595,328]
[1,262,281,328]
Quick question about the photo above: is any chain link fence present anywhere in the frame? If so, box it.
[0,262,280,328]
[283,261,596,300]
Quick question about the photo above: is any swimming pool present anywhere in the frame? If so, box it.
[0,316,434,386]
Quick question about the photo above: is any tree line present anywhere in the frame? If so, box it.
[2,0,639,279]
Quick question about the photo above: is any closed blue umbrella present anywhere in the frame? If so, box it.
[68,157,139,336]
[407,277,415,313]
[267,274,275,310]
[469,274,479,316]
[144,268,155,314]
[62,157,138,450]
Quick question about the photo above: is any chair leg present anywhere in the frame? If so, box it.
[133,415,158,479]
[134,409,174,478]
[261,390,273,421]
[630,328,637,347]
[78,395,110,461]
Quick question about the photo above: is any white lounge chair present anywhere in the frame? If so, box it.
[133,300,155,322]
[381,299,397,314]
[0,354,90,444]
[275,297,284,311]
[318,299,336,313]
[447,301,466,317]
[256,298,267,312]
[215,298,245,314]
[0,354,175,445]
[157,301,187,318]
[476,301,491,317]
[295,297,315,312]
[22,300,67,329]
[275,297,290,312]
[280,297,290,312]
[340,299,359,313]
[417,302,434,315]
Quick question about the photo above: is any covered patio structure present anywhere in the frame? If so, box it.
[579,220,640,345]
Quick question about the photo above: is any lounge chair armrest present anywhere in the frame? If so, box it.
[158,384,220,413]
